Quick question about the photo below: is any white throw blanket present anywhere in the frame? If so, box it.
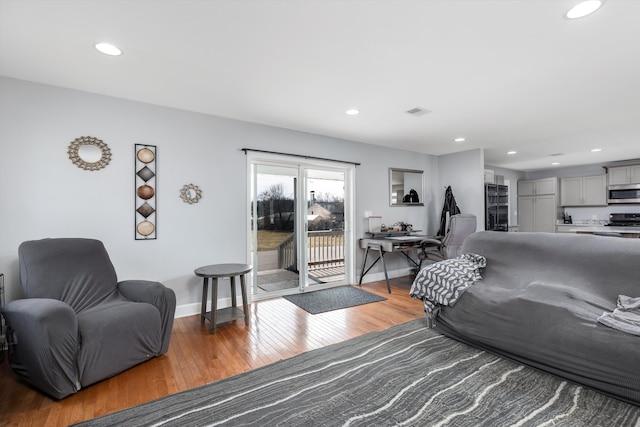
[410,253,486,328]
[597,295,640,336]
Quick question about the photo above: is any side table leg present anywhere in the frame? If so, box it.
[230,276,237,308]
[210,277,218,333]
[201,277,208,324]
[240,273,249,326]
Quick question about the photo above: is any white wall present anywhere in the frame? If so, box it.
[437,149,485,231]
[0,77,452,312]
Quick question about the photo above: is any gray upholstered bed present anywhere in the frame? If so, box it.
[418,231,640,405]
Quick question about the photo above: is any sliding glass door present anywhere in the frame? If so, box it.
[249,155,353,300]
[305,168,346,288]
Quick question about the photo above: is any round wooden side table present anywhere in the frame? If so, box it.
[194,263,252,333]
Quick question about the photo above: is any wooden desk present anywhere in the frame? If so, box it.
[358,233,439,293]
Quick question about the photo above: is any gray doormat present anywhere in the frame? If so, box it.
[283,285,386,314]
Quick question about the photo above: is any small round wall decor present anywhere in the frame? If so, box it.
[180,184,202,204]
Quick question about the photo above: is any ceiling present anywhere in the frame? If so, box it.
[1,0,639,172]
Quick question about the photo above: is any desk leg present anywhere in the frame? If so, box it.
[358,245,370,285]
[240,273,249,325]
[375,247,391,294]
[210,278,218,334]
[201,278,208,324]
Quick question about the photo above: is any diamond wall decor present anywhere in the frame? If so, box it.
[135,144,157,240]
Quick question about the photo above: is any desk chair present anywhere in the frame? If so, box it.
[417,214,477,270]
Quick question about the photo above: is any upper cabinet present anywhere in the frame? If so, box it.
[608,165,640,185]
[560,175,607,206]
[517,177,557,196]
[517,178,559,233]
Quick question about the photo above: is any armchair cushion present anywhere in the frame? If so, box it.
[19,238,119,312]
[76,298,162,387]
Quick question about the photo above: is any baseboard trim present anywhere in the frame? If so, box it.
[175,296,237,319]
[175,267,414,318]
[357,267,414,284]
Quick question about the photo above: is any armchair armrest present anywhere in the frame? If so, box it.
[418,238,444,262]
[118,280,176,354]
[1,298,80,399]
[420,238,442,247]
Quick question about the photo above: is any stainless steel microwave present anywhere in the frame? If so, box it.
[608,184,640,204]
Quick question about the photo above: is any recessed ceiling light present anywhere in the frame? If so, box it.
[551,162,561,166]
[95,42,122,56]
[507,151,517,155]
[453,137,466,143]
[345,109,360,116]
[565,1,603,19]
[591,148,602,152]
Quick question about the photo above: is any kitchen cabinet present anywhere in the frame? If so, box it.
[518,194,558,233]
[517,177,557,196]
[608,165,640,185]
[517,178,559,233]
[556,224,577,233]
[560,175,607,206]
[484,169,495,184]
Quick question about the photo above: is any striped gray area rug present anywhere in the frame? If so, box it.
[74,319,640,427]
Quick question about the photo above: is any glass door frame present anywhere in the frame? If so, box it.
[246,152,355,301]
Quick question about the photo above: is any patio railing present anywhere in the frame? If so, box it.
[276,230,345,272]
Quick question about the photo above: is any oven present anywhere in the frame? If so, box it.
[607,213,640,227]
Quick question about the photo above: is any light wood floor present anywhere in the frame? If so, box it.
[0,278,424,426]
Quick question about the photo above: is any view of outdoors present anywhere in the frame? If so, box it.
[251,165,346,296]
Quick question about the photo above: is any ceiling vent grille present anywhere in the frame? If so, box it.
[405,107,431,116]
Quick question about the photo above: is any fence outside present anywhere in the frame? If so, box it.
[276,231,345,272]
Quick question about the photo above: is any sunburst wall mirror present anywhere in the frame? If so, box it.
[67,136,112,171]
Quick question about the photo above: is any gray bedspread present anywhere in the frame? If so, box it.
[433,231,640,406]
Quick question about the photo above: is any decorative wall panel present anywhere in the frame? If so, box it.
[134,144,157,240]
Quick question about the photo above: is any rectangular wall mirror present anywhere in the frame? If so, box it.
[389,168,424,206]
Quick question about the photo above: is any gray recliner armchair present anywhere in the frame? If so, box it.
[417,214,477,269]
[1,238,176,399]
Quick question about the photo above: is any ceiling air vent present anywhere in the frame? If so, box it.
[405,107,431,116]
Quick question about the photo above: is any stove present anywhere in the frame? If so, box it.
[607,213,640,227]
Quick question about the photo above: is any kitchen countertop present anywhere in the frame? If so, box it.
[568,226,640,234]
